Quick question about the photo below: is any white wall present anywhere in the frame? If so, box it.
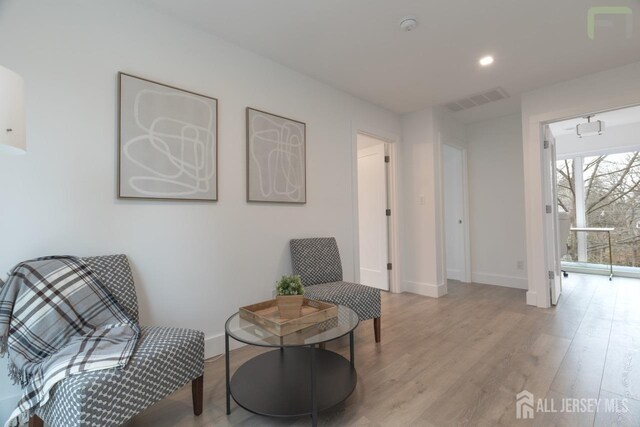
[357,133,385,151]
[399,106,466,297]
[522,60,640,307]
[0,0,401,419]
[467,114,528,289]
[399,109,439,295]
[434,107,468,149]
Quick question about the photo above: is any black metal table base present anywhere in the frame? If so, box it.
[226,335,357,426]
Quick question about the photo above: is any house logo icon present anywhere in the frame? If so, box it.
[516,390,535,419]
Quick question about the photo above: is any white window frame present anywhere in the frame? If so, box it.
[557,144,640,277]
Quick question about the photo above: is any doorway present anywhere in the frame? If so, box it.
[356,133,390,291]
[543,104,640,305]
[443,143,470,282]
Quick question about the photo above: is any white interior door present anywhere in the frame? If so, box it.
[543,125,563,305]
[357,139,389,291]
[443,145,466,281]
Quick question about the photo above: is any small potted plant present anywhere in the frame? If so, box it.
[275,275,305,319]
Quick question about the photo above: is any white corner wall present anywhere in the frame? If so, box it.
[522,60,640,307]
[0,0,401,419]
[399,106,466,297]
[400,108,440,296]
[467,114,528,289]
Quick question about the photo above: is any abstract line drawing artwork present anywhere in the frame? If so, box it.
[118,73,218,201]
[246,108,306,204]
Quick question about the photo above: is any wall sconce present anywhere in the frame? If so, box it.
[0,65,26,154]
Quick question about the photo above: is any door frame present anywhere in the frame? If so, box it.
[542,125,562,305]
[441,140,472,283]
[351,127,400,293]
[528,99,640,308]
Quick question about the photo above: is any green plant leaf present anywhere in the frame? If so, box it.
[275,275,305,296]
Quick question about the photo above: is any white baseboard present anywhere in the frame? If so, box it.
[526,291,537,306]
[471,272,528,290]
[204,332,245,359]
[402,280,448,298]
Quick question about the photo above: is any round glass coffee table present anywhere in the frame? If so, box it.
[225,305,359,426]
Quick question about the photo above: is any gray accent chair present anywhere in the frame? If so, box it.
[29,255,204,427]
[290,238,382,342]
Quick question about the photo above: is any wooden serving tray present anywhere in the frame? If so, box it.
[239,298,338,336]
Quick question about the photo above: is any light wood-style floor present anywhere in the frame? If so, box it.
[129,274,640,426]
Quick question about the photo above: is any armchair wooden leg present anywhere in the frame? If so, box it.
[374,317,381,343]
[192,375,203,416]
[29,416,44,427]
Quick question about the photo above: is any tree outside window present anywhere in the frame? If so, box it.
[557,151,640,268]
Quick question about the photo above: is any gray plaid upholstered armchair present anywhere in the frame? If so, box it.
[28,255,205,427]
[290,238,382,342]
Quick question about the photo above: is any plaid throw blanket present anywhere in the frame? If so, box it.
[0,256,140,427]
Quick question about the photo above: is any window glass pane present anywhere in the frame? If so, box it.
[583,152,640,267]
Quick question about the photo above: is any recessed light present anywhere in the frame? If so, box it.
[479,56,494,66]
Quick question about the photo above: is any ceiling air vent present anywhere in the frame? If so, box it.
[444,87,509,113]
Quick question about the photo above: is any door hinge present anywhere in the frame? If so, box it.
[543,140,550,149]
[546,205,552,214]
[386,209,391,216]
[548,270,555,280]
[387,263,393,271]
[384,155,390,163]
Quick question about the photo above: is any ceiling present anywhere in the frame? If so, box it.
[140,0,640,120]
[549,104,640,136]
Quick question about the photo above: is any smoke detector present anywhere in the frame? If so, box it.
[577,115,605,138]
[400,17,418,32]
